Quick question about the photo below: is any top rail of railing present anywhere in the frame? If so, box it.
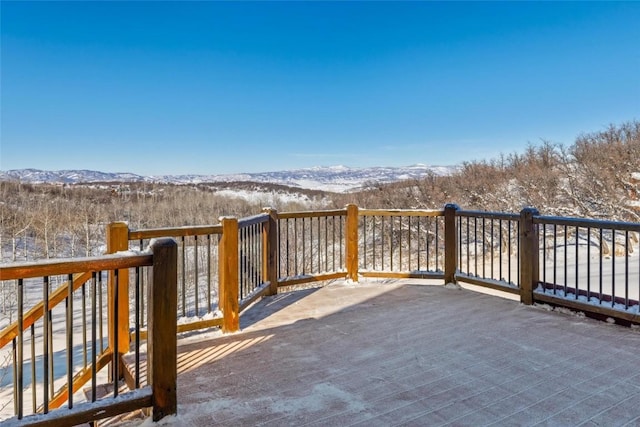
[534,215,640,231]
[128,225,222,240]
[0,253,153,281]
[238,213,269,228]
[278,209,347,219]
[359,208,444,217]
[456,209,519,221]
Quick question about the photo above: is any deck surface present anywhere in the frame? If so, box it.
[148,279,640,426]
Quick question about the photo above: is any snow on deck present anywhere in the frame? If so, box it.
[136,279,640,426]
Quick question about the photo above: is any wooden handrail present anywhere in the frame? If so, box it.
[0,253,153,281]
[129,225,223,240]
[359,208,444,217]
[278,209,347,219]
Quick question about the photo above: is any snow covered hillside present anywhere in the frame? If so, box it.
[0,164,456,193]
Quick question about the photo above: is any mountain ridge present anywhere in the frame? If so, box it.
[0,165,456,192]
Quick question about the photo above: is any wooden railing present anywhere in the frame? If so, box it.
[0,239,177,426]
[1,203,639,424]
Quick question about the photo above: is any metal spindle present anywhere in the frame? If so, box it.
[135,267,140,388]
[207,234,212,312]
[67,273,73,409]
[507,221,512,284]
[435,218,439,271]
[91,272,97,402]
[612,231,616,307]
[491,218,502,279]
[99,271,104,353]
[13,337,18,418]
[564,225,568,296]
[625,230,629,309]
[575,227,579,299]
[113,269,119,398]
[43,276,50,413]
[31,323,36,413]
[499,220,503,281]
[17,279,24,418]
[586,227,591,299]
[474,217,478,276]
[407,216,412,271]
[516,221,520,286]
[390,217,394,271]
[194,235,199,316]
[542,225,546,287]
[482,218,486,278]
[599,228,604,300]
[553,224,557,294]
[371,216,376,270]
[325,216,328,272]
[139,240,145,324]
[181,236,186,317]
[82,281,87,368]
[417,217,421,271]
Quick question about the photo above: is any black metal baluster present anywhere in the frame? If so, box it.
[113,269,119,398]
[67,273,73,408]
[91,272,97,402]
[194,235,199,316]
[207,234,212,312]
[625,231,629,309]
[564,225,568,296]
[587,227,591,299]
[17,279,24,418]
[43,276,50,413]
[82,279,87,369]
[612,230,616,307]
[31,323,36,414]
[575,226,579,299]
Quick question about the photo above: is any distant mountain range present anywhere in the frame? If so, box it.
[0,164,456,192]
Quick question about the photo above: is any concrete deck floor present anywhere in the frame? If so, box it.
[151,279,640,426]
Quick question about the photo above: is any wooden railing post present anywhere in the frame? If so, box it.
[444,204,459,284]
[219,217,240,332]
[345,204,359,282]
[520,207,540,305]
[263,208,279,296]
[148,238,177,421]
[106,222,130,374]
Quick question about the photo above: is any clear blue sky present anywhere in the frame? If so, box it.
[1,1,639,176]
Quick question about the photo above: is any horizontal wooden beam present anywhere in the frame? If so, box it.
[0,254,152,281]
[8,388,152,427]
[129,225,222,240]
[359,209,444,217]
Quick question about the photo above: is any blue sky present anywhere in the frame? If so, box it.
[1,1,639,176]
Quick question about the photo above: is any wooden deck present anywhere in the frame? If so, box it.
[131,279,640,426]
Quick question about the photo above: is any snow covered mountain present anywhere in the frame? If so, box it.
[0,165,456,192]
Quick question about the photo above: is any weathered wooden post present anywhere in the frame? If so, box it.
[345,204,359,282]
[219,217,240,332]
[148,238,178,421]
[106,222,130,377]
[519,207,540,305]
[263,208,279,296]
[444,204,459,284]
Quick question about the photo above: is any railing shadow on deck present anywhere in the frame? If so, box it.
[1,203,640,425]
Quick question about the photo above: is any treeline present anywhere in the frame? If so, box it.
[1,120,638,262]
[334,120,640,221]
[0,181,326,262]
